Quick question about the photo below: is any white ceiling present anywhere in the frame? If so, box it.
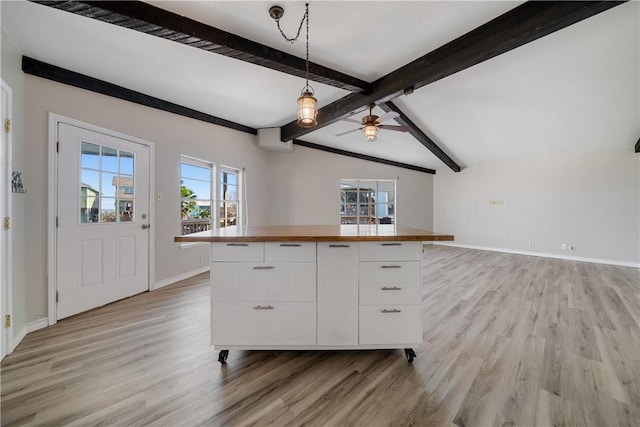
[2,1,638,171]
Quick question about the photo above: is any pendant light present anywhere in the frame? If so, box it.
[270,3,318,128]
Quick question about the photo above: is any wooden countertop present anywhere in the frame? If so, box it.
[174,225,454,243]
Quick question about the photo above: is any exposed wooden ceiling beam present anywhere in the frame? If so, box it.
[280,1,626,142]
[293,140,435,175]
[32,0,372,93]
[379,102,461,172]
[22,56,257,135]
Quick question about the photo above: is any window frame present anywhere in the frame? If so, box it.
[218,165,242,229]
[340,179,396,225]
[180,155,215,246]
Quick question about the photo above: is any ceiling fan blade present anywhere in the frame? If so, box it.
[377,111,400,123]
[378,124,411,133]
[335,127,363,137]
[341,118,362,124]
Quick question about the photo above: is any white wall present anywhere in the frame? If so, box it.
[266,145,434,230]
[24,76,272,321]
[434,148,640,266]
[1,27,27,339]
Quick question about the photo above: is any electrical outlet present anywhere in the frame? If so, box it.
[561,243,567,250]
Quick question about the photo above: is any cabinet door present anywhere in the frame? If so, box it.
[265,242,316,262]
[317,243,359,345]
[211,262,316,302]
[359,241,421,261]
[211,242,263,262]
[359,305,422,345]
[212,302,316,345]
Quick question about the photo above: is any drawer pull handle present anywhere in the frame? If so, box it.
[381,265,402,269]
[227,243,249,247]
[381,243,402,246]
[279,243,301,247]
[253,266,275,270]
[381,309,402,313]
[381,286,402,291]
[329,244,350,248]
[253,305,274,310]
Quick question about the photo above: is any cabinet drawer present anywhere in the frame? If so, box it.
[359,305,422,345]
[212,301,316,346]
[359,241,420,261]
[211,262,316,301]
[265,242,316,262]
[211,242,263,262]
[359,283,421,306]
[359,261,420,283]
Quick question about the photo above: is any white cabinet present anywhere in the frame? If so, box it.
[317,243,359,345]
[210,239,423,359]
[211,242,316,347]
[358,242,422,346]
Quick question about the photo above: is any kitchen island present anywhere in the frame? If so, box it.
[175,225,454,363]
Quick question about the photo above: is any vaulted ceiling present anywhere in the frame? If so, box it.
[2,1,638,172]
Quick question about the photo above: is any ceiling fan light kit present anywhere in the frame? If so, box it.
[270,3,318,129]
[335,103,408,142]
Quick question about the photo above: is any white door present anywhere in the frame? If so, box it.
[56,123,150,319]
[1,82,11,359]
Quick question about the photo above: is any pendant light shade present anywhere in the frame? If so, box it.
[297,90,318,128]
[362,124,378,141]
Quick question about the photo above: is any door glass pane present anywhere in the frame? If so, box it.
[100,197,117,222]
[118,200,133,222]
[81,142,100,169]
[120,151,134,175]
[80,142,137,225]
[101,173,118,197]
[101,146,118,173]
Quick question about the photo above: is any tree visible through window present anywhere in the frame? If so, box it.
[340,179,395,225]
[180,157,213,235]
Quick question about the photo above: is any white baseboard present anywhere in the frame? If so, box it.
[152,265,210,290]
[434,243,640,268]
[11,317,48,353]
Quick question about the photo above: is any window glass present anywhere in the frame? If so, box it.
[181,157,213,235]
[219,168,240,228]
[340,179,396,225]
[80,141,135,224]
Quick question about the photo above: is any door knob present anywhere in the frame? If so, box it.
[141,224,151,229]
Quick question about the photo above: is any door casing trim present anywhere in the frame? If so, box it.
[1,80,14,356]
[48,114,155,325]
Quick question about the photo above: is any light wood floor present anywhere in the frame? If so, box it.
[2,246,639,426]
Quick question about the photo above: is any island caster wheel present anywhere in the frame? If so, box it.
[404,348,416,363]
[218,350,229,364]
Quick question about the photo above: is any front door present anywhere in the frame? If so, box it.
[56,123,150,319]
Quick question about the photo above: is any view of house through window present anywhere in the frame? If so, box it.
[340,179,395,225]
[180,157,242,235]
[80,141,135,223]
[219,168,240,228]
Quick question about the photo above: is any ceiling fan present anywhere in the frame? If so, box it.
[335,103,410,142]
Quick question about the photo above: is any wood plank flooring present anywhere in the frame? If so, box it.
[1,246,638,426]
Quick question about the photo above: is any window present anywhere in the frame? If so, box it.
[80,141,135,223]
[340,179,395,225]
[218,167,240,228]
[180,156,213,235]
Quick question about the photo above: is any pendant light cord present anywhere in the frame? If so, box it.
[305,3,310,91]
[274,4,311,92]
